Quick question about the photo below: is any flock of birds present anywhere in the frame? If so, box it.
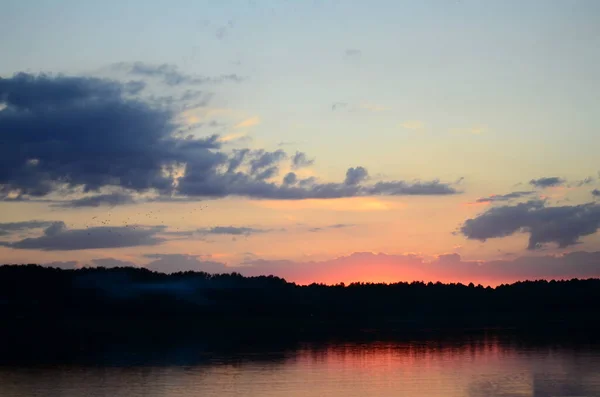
[82,205,208,237]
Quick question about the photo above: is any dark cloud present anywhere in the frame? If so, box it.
[144,254,227,274]
[461,200,600,250]
[0,72,141,109]
[178,167,459,199]
[145,196,203,204]
[114,62,243,86]
[255,166,278,181]
[592,189,600,198]
[474,191,535,204]
[226,149,250,173]
[0,72,458,201]
[529,177,565,188]
[366,180,458,195]
[298,176,317,187]
[0,220,56,236]
[53,192,137,208]
[283,172,297,186]
[0,72,219,197]
[122,80,146,95]
[45,221,66,236]
[249,149,287,175]
[308,224,355,233]
[344,166,369,186]
[0,221,166,251]
[0,196,55,203]
[291,151,314,170]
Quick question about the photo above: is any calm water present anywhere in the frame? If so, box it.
[1,335,599,397]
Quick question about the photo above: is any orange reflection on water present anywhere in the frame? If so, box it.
[1,336,600,396]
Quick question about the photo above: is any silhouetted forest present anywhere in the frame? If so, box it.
[1,264,599,344]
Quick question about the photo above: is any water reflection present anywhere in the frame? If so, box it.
[1,334,599,397]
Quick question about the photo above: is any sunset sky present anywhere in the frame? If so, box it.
[1,0,599,285]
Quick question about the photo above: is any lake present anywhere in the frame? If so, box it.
[1,333,599,397]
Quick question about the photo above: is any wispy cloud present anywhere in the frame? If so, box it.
[308,224,356,233]
[450,126,486,135]
[144,254,227,274]
[198,226,273,236]
[400,121,425,130]
[254,197,403,212]
[112,62,243,86]
[529,177,566,188]
[471,191,536,204]
[344,49,362,58]
[331,102,348,111]
[360,103,389,112]
[278,141,302,147]
[219,131,249,143]
[574,176,594,187]
[234,116,260,129]
[331,102,389,113]
[178,107,237,126]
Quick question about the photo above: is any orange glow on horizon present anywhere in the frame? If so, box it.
[253,197,404,212]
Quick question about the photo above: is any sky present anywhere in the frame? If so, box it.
[1,0,600,285]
